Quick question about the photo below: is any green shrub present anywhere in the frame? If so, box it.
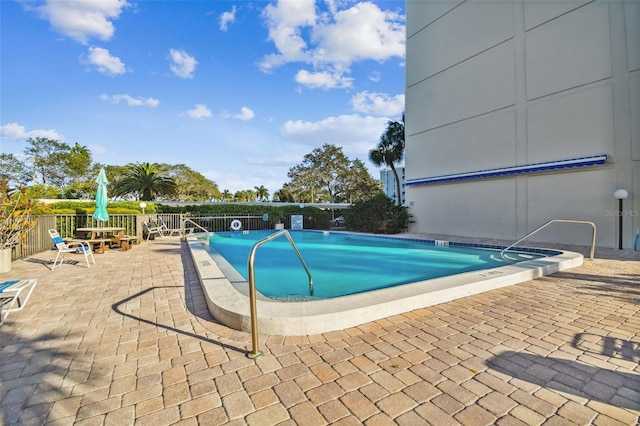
[44,200,156,214]
[344,192,412,234]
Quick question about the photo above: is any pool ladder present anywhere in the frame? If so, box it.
[181,218,212,242]
[500,219,596,261]
[247,230,313,359]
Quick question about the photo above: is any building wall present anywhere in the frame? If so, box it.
[380,166,406,205]
[405,0,640,248]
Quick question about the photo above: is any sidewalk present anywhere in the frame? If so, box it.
[1,237,638,425]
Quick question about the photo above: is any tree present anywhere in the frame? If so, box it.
[23,137,72,186]
[112,162,178,201]
[286,164,322,202]
[0,153,30,187]
[254,185,269,202]
[273,186,294,202]
[369,118,405,206]
[61,143,93,198]
[287,144,350,203]
[338,159,381,203]
[66,143,92,184]
[221,189,233,202]
[279,144,380,204]
[233,189,256,202]
[158,164,221,201]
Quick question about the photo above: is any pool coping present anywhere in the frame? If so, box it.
[187,233,584,336]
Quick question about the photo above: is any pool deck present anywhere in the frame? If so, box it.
[1,234,638,425]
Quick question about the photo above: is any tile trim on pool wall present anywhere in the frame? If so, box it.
[188,234,583,336]
[300,230,563,257]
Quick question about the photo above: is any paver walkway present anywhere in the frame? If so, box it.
[1,236,639,425]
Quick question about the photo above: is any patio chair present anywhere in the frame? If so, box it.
[143,222,165,240]
[157,217,183,236]
[48,229,96,270]
[0,279,37,325]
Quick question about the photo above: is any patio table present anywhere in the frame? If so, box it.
[75,227,126,253]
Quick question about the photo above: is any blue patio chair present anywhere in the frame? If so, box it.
[48,229,95,269]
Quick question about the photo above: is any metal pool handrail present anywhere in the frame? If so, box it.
[182,218,211,242]
[500,219,596,261]
[247,230,314,359]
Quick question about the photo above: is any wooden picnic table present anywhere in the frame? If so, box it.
[75,227,131,253]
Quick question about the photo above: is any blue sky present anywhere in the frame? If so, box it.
[1,0,406,196]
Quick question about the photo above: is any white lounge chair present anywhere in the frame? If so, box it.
[48,229,95,269]
[143,222,165,240]
[0,279,37,324]
[157,217,182,236]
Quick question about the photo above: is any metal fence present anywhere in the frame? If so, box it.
[180,213,329,233]
[9,212,330,261]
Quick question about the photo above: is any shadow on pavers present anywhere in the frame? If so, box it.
[486,350,640,412]
[112,287,244,354]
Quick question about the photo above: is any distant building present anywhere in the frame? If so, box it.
[380,165,405,205]
[405,0,639,248]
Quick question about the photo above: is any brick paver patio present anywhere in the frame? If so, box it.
[1,236,638,425]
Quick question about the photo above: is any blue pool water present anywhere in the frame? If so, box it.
[205,230,545,300]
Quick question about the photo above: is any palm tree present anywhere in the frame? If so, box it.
[113,162,178,201]
[369,118,405,206]
[221,189,232,202]
[254,185,269,202]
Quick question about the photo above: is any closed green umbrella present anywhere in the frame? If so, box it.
[93,168,109,224]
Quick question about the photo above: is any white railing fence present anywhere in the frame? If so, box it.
[8,212,330,261]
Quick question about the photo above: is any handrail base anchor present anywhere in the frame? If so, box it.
[247,350,263,360]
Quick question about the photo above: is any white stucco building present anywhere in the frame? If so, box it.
[380,166,406,205]
[405,0,640,248]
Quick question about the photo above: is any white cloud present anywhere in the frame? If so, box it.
[100,94,159,107]
[259,0,316,72]
[0,122,64,140]
[295,69,353,89]
[186,104,212,119]
[260,0,405,88]
[169,49,198,79]
[313,2,405,64]
[87,143,107,155]
[281,114,389,159]
[245,155,302,167]
[84,47,126,76]
[232,107,255,121]
[31,0,128,44]
[219,6,236,31]
[350,91,404,116]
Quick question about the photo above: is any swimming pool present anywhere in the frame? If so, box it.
[206,230,545,300]
[187,231,583,335]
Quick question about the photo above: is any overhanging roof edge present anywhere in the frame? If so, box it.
[406,155,608,186]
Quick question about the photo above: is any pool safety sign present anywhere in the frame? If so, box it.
[291,215,303,230]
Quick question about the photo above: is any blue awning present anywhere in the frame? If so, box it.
[406,154,608,186]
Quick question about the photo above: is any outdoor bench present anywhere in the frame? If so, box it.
[118,236,139,251]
